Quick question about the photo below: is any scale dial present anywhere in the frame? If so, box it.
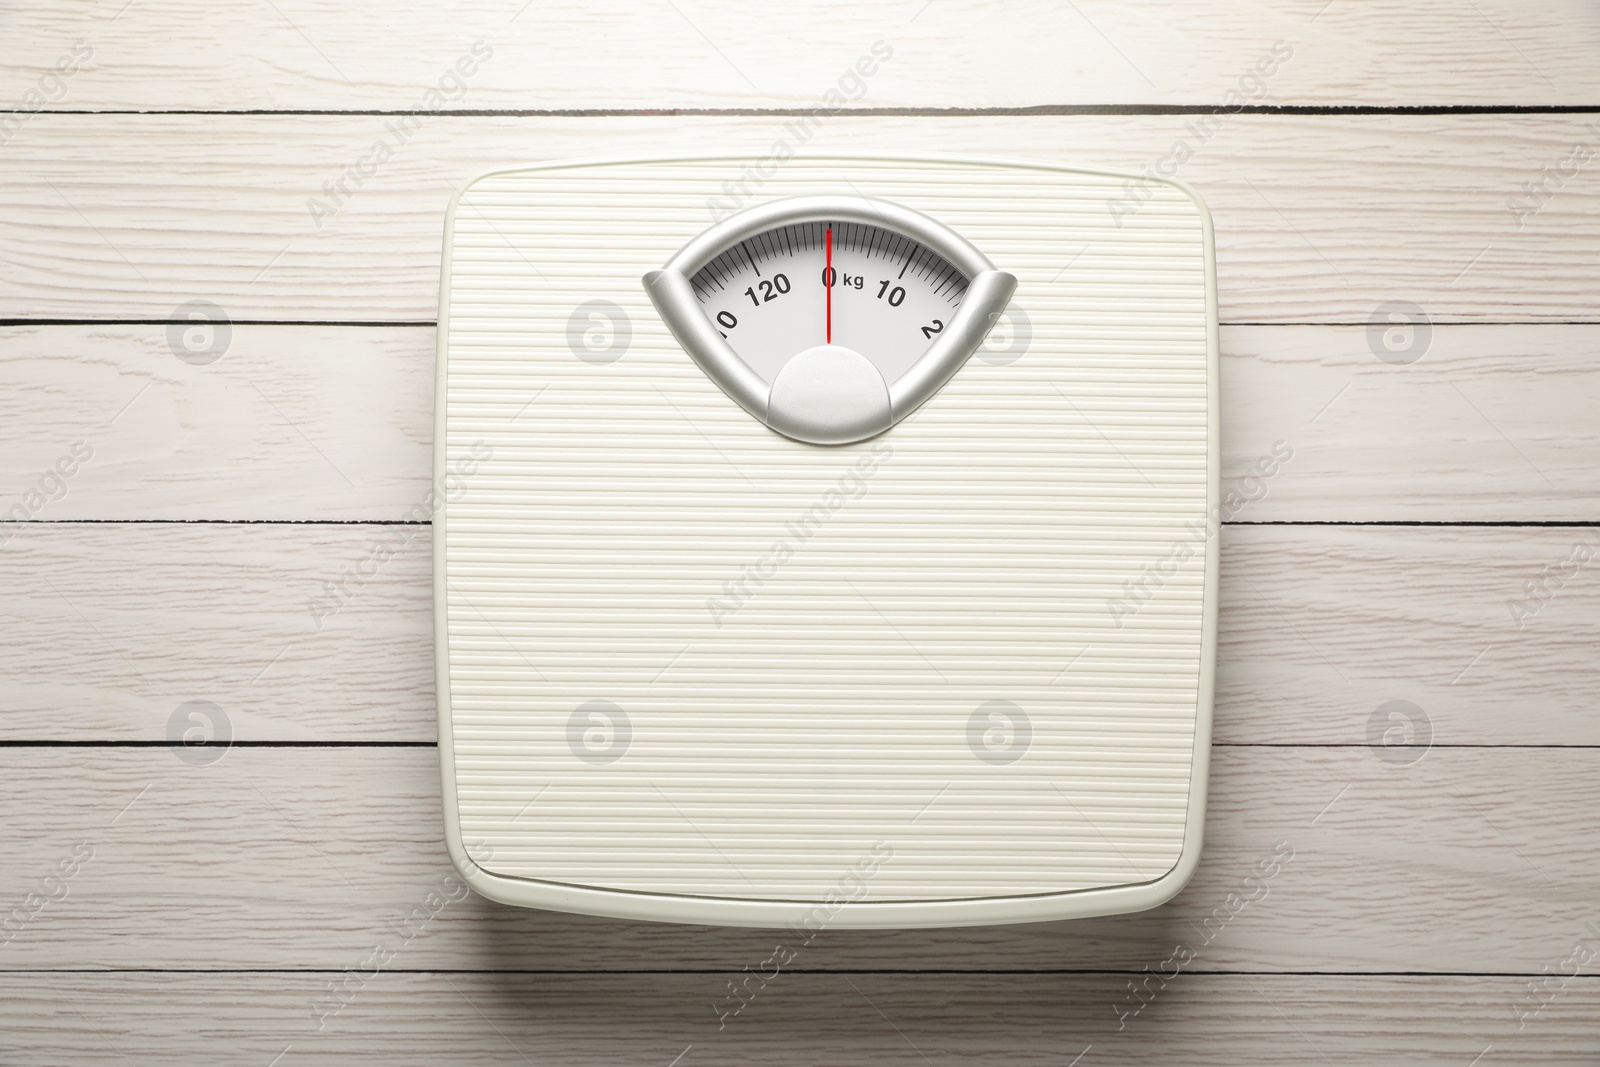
[644,196,1016,446]
[691,222,968,387]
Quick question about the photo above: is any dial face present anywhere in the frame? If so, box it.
[644,196,1016,446]
[689,221,970,385]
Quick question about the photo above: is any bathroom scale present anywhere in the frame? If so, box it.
[434,155,1217,928]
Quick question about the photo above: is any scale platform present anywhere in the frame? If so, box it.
[434,155,1217,928]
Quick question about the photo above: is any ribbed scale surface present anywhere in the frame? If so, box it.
[441,158,1209,901]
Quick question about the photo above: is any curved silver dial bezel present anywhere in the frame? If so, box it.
[643,195,1016,445]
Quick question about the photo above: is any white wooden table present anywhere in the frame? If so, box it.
[2,2,1598,1062]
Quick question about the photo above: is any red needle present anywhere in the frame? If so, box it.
[824,224,833,344]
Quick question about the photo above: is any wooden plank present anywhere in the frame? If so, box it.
[1,115,1597,321]
[0,324,434,522]
[1217,525,1600,745]
[5,523,1599,745]
[2,973,1594,1065]
[4,324,1598,523]
[0,746,1594,972]
[2,0,1596,111]
[0,523,434,741]
[1222,324,1600,522]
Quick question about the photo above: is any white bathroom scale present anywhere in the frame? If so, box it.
[434,155,1217,928]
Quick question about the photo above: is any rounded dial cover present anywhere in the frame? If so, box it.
[643,196,1016,446]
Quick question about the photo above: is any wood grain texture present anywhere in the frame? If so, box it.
[1217,525,1600,746]
[3,5,1597,1059]
[1,746,1595,972]
[0,523,434,741]
[0,324,434,521]
[4,323,1597,522]
[1222,324,1600,521]
[2,973,1595,1066]
[6,523,1600,746]
[1,0,1596,110]
[2,115,1598,322]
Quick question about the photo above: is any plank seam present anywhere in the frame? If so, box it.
[5,742,1596,749]
[9,319,1600,328]
[9,520,1600,528]
[12,105,1600,116]
[5,968,1596,977]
